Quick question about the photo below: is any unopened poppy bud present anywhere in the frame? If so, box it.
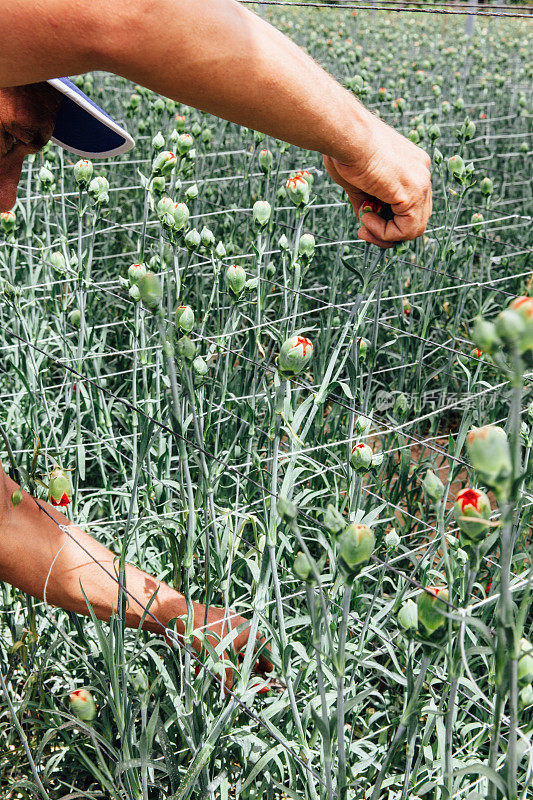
[176,133,194,156]
[398,598,418,632]
[298,233,315,261]
[69,688,96,722]
[152,131,165,151]
[11,489,23,507]
[417,587,448,638]
[225,264,247,297]
[466,425,512,491]
[184,229,201,251]
[480,177,493,196]
[128,263,148,286]
[185,183,199,200]
[454,487,491,543]
[518,639,533,685]
[448,154,465,179]
[48,465,73,507]
[259,149,274,172]
[253,200,271,228]
[152,150,177,177]
[200,226,215,249]
[69,308,81,327]
[472,317,500,355]
[293,551,313,583]
[1,210,16,234]
[278,335,313,377]
[173,202,190,232]
[338,523,375,576]
[176,305,195,333]
[176,335,196,362]
[422,469,444,503]
[385,528,400,550]
[350,442,373,474]
[38,165,55,191]
[74,159,93,188]
[286,174,311,206]
[138,272,163,311]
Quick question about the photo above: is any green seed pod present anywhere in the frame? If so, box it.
[74,159,93,188]
[338,523,375,576]
[225,264,247,297]
[472,317,500,355]
[11,489,23,507]
[453,487,491,543]
[417,587,448,638]
[69,688,96,722]
[253,200,271,228]
[466,425,512,492]
[350,442,373,474]
[518,638,533,685]
[398,598,418,632]
[138,272,163,311]
[176,305,195,333]
[278,335,313,377]
[293,551,313,583]
[422,469,444,503]
[176,335,196,362]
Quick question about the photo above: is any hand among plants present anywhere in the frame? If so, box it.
[0,83,61,211]
[324,116,432,248]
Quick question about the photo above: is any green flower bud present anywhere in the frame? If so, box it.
[152,150,177,177]
[454,488,491,543]
[176,335,196,362]
[298,233,315,261]
[225,264,247,297]
[394,392,409,418]
[350,442,373,474]
[69,308,81,327]
[129,284,141,302]
[192,355,208,383]
[495,308,526,346]
[286,174,311,206]
[185,183,199,200]
[1,210,16,234]
[277,496,297,522]
[472,317,500,355]
[176,305,195,333]
[253,200,271,228]
[215,241,226,259]
[278,335,313,377]
[323,504,345,534]
[172,202,190,232]
[279,234,289,250]
[138,272,163,310]
[338,523,375,575]
[38,165,55,191]
[466,425,512,492]
[50,251,67,274]
[88,176,109,200]
[422,469,444,503]
[69,688,96,722]
[259,149,274,172]
[471,212,484,231]
[448,154,465,179]
[152,131,165,151]
[11,489,23,507]
[73,159,93,188]
[428,123,440,142]
[385,528,400,550]
[518,639,533,685]
[417,587,448,638]
[357,337,370,362]
[480,177,493,196]
[48,465,73,507]
[184,229,200,251]
[433,148,444,167]
[355,415,372,435]
[293,551,313,583]
[398,598,418,632]
[200,226,215,249]
[176,133,194,156]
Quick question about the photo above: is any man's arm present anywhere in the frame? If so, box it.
[0,465,270,676]
[0,0,431,247]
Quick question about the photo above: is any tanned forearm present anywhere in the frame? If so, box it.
[0,0,373,165]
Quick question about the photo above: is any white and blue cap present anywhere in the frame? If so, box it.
[46,77,135,159]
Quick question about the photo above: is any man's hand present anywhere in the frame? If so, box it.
[324,116,432,249]
[0,83,61,211]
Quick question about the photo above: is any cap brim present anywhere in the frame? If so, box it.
[47,77,135,159]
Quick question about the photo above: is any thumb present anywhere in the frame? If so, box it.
[0,145,27,212]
